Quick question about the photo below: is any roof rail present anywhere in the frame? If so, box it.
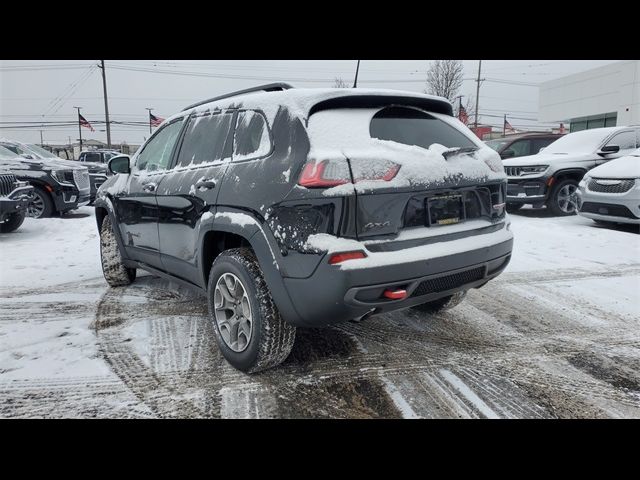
[182,83,295,111]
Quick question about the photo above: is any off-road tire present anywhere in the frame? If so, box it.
[506,203,523,213]
[0,212,25,233]
[100,215,136,287]
[547,179,580,216]
[207,248,296,373]
[411,290,468,314]
[30,186,54,218]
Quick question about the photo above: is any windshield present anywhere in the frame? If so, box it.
[0,145,20,159]
[26,143,59,159]
[485,140,509,152]
[543,128,617,154]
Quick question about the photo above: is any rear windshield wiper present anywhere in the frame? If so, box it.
[442,146,480,159]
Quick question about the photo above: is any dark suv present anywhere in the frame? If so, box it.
[77,151,116,203]
[0,166,34,233]
[0,142,90,218]
[485,133,564,160]
[95,84,514,373]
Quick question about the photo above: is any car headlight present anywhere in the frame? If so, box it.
[579,177,588,189]
[520,165,549,175]
[50,170,74,186]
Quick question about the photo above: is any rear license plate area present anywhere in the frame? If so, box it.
[427,194,464,226]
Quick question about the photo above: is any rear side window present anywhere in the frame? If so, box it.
[370,106,476,150]
[508,140,531,157]
[233,110,272,161]
[176,112,234,168]
[532,138,554,153]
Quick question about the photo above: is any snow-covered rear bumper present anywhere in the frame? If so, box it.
[282,224,513,326]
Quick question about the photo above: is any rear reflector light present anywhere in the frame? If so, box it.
[328,251,367,265]
[382,289,407,300]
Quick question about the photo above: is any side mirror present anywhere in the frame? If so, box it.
[501,149,515,159]
[538,147,546,153]
[598,145,620,156]
[108,155,130,174]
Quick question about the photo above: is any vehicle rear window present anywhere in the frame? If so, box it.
[370,106,476,150]
[84,152,102,163]
[176,112,233,168]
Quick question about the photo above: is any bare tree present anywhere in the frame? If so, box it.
[425,60,465,103]
[333,77,350,88]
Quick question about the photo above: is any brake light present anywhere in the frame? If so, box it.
[298,159,400,188]
[298,160,350,188]
[328,251,367,265]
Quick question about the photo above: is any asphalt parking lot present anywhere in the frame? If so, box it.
[0,208,639,418]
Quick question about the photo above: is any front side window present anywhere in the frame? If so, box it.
[233,110,272,160]
[370,106,477,150]
[135,120,184,172]
[605,131,637,151]
[176,112,233,168]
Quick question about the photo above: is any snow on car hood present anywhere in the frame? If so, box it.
[586,152,640,179]
[502,152,593,167]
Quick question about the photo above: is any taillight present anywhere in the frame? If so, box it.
[328,251,367,265]
[298,160,350,188]
[298,159,400,188]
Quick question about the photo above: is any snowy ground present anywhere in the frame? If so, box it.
[0,207,639,418]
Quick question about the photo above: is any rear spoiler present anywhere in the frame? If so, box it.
[308,95,454,118]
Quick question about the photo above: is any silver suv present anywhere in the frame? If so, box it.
[503,126,640,215]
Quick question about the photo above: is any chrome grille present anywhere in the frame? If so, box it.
[73,169,90,192]
[505,166,521,177]
[587,178,635,194]
[0,174,17,196]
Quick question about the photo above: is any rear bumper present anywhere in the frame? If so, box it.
[282,227,513,327]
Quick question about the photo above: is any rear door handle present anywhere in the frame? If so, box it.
[142,182,157,193]
[195,178,216,190]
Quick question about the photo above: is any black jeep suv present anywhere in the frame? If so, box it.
[95,84,514,373]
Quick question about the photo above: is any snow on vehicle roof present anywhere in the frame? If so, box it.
[168,88,453,126]
[542,127,622,155]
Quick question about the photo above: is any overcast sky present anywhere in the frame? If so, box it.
[0,60,618,146]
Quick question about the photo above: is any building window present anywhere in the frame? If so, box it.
[570,112,617,132]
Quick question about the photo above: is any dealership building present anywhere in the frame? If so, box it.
[539,60,640,132]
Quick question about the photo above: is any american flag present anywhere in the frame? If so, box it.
[79,114,95,132]
[504,116,515,133]
[150,113,165,127]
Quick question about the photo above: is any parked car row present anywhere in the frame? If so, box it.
[0,139,116,232]
[487,127,640,225]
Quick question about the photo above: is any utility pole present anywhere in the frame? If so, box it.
[40,130,43,146]
[98,60,112,149]
[73,106,83,154]
[474,60,483,128]
[145,108,153,134]
[353,60,361,88]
